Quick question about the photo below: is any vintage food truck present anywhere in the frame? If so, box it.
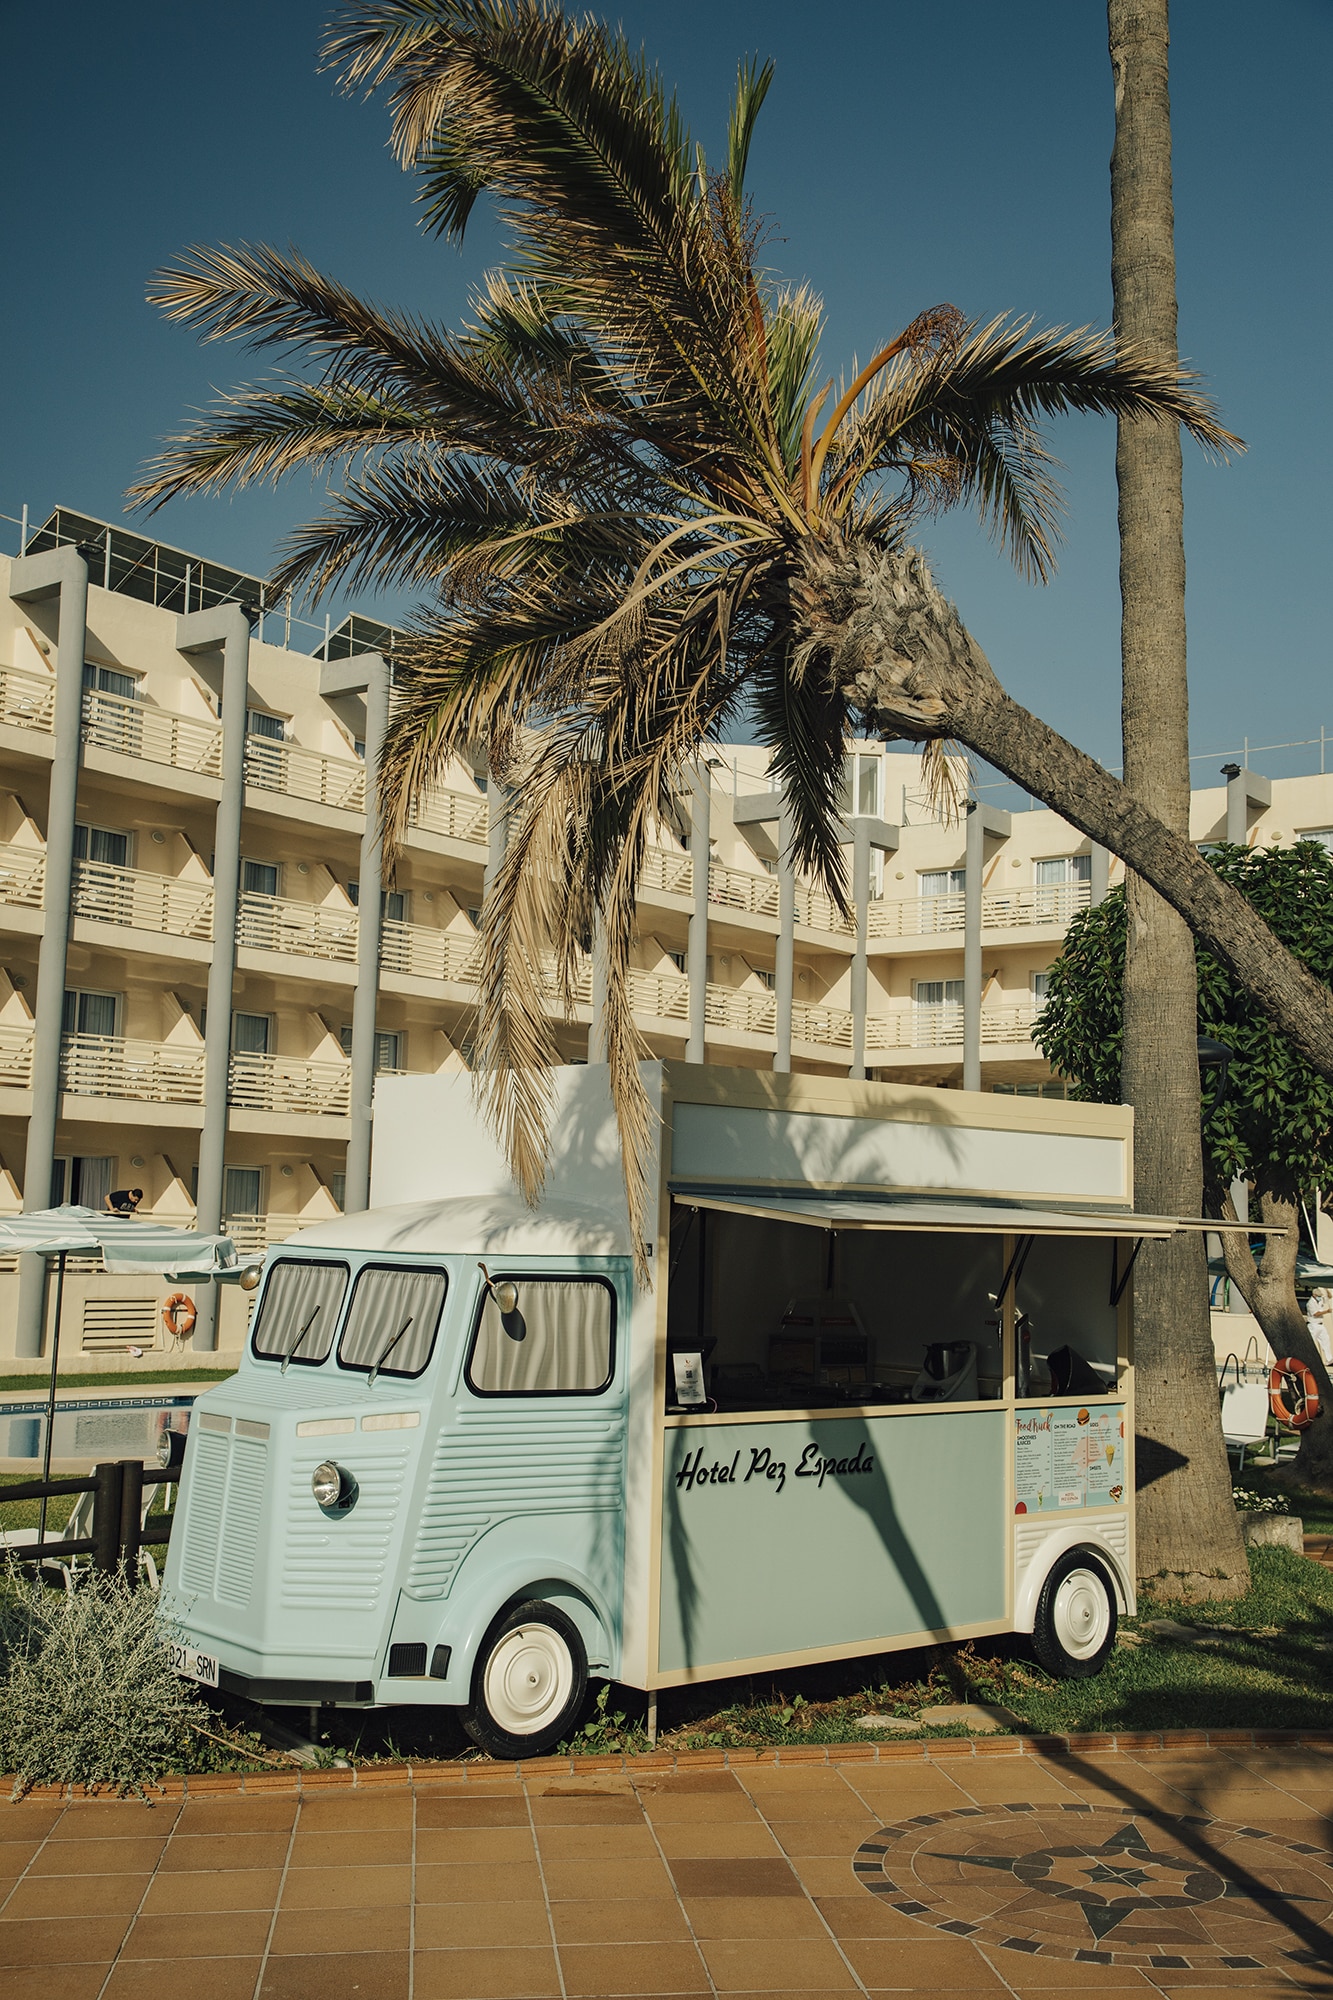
[165,1063,1174,1757]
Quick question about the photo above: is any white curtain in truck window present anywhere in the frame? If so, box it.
[469,1280,613,1394]
[338,1265,447,1376]
[251,1260,348,1362]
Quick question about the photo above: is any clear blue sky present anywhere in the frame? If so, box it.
[3,1,1328,785]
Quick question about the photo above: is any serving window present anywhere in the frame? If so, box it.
[466,1276,616,1397]
[666,1207,1004,1412]
[337,1264,447,1380]
[251,1259,349,1367]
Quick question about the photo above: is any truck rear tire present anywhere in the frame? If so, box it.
[461,1599,589,1759]
[1031,1549,1117,1678]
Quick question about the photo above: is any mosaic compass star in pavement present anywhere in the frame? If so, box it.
[852,1803,1333,1969]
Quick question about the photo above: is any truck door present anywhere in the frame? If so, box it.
[402,1268,629,1665]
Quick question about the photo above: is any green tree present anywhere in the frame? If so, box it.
[1108,0,1243,1594]
[1036,844,1333,1494]
[131,0,1333,1257]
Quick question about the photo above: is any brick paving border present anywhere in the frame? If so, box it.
[6,1728,1333,1803]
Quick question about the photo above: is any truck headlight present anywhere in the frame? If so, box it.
[311,1460,355,1511]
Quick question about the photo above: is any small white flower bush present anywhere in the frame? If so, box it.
[1233,1486,1286,1513]
[0,1564,203,1797]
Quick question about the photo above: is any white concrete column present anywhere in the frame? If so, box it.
[774,802,795,1074]
[320,653,390,1214]
[842,817,898,1081]
[963,804,1011,1093]
[9,547,89,1358]
[686,767,711,1065]
[178,604,252,1350]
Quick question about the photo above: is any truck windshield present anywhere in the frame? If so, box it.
[338,1265,447,1380]
[251,1260,348,1366]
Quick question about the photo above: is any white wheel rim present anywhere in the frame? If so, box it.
[1051,1567,1111,1660]
[483,1623,574,1736]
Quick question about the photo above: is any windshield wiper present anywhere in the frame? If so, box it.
[280,1305,324,1375]
[367,1315,414,1388]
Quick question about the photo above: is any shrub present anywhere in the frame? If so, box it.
[1232,1486,1287,1513]
[0,1564,204,1798]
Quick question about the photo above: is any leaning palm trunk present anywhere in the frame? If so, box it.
[812,544,1333,1087]
[1105,0,1245,1594]
[1218,1189,1333,1495]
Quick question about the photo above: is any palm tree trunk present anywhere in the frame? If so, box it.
[1219,1188,1333,1494]
[1107,0,1246,1595]
[826,552,1333,1084]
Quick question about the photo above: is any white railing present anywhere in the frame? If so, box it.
[0,666,55,733]
[60,1034,206,1103]
[0,1021,34,1086]
[223,1213,306,1254]
[408,788,489,845]
[82,690,223,775]
[227,1051,352,1116]
[708,859,780,919]
[73,860,214,939]
[640,848,694,898]
[868,882,1091,940]
[237,892,357,962]
[873,1004,1038,1050]
[380,920,483,984]
[795,882,855,935]
[245,736,365,811]
[0,843,46,908]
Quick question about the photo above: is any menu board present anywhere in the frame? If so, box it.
[1014,1405,1126,1513]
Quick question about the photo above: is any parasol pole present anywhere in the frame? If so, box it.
[37,1249,67,1546]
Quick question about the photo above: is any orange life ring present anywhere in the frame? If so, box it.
[162,1292,196,1339]
[1269,1356,1321,1430]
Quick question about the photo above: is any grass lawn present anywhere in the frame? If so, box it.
[0,1369,235,1392]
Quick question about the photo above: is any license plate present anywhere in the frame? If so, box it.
[168,1642,219,1689]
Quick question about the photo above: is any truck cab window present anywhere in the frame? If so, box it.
[251,1260,348,1366]
[466,1277,614,1396]
[338,1265,447,1380]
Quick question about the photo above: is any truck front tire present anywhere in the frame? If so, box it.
[1031,1549,1117,1678]
[461,1599,590,1759]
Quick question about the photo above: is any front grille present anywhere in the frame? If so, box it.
[177,1427,267,1608]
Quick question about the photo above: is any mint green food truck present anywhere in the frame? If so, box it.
[164,1063,1173,1758]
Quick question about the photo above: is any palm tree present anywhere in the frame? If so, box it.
[1107,0,1244,1594]
[133,0,1333,1264]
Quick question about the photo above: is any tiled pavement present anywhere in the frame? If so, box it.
[2,1743,1331,1999]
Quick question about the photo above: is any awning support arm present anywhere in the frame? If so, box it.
[1110,1236,1145,1309]
[992,1234,1035,1312]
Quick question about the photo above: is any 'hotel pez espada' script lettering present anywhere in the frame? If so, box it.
[675,1440,875,1497]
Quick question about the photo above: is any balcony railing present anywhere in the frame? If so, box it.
[867,882,1091,940]
[381,920,483,984]
[0,843,46,908]
[0,1022,35,1086]
[60,1034,206,1103]
[244,736,366,811]
[877,1003,1038,1050]
[227,1051,352,1116]
[639,848,694,898]
[82,689,223,775]
[407,788,489,845]
[707,859,779,919]
[236,892,357,962]
[0,666,56,733]
[222,1213,306,1254]
[73,860,214,939]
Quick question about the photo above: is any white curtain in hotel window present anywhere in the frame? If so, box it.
[338,1265,447,1375]
[468,1279,613,1394]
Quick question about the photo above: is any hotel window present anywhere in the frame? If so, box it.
[82,663,136,700]
[839,751,881,818]
[62,989,120,1038]
[231,1011,273,1057]
[246,709,285,741]
[919,868,965,896]
[1035,854,1091,886]
[73,824,129,868]
[241,858,279,898]
[338,1025,404,1072]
